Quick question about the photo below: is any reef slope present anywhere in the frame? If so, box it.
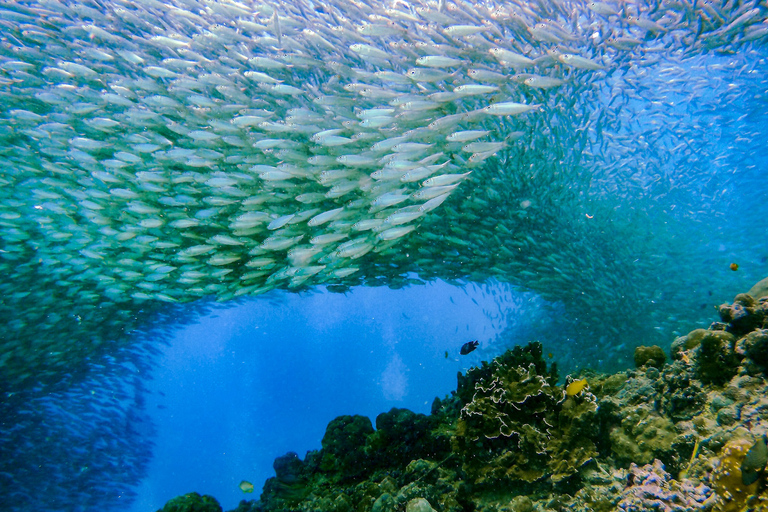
[160,284,768,512]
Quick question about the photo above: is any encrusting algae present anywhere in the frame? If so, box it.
[157,279,768,512]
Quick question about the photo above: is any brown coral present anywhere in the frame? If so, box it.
[456,346,597,487]
[711,438,760,512]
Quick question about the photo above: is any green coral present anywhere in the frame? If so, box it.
[320,414,375,479]
[607,405,677,465]
[696,330,739,385]
[366,408,449,468]
[259,452,311,509]
[634,345,667,369]
[455,341,557,405]
[455,343,597,488]
[155,492,222,512]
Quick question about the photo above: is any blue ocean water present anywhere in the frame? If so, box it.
[127,281,538,512]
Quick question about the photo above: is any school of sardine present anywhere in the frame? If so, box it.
[1,0,767,508]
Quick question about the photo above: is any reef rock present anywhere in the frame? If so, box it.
[718,294,768,336]
[738,330,768,369]
[616,460,714,511]
[748,277,768,300]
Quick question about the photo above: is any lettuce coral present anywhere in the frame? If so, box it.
[455,343,598,487]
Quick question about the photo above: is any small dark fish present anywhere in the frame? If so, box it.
[741,435,768,485]
[460,340,479,355]
[730,263,739,271]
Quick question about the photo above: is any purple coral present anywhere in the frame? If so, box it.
[617,460,715,512]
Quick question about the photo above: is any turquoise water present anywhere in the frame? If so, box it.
[0,0,766,510]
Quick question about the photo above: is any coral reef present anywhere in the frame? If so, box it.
[454,342,598,488]
[717,294,768,336]
[671,329,738,385]
[319,415,376,480]
[157,492,222,512]
[634,345,667,369]
[748,278,768,300]
[159,281,768,512]
[616,459,715,511]
[710,438,760,512]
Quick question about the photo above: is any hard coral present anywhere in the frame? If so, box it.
[718,294,768,336]
[405,498,436,512]
[696,330,739,385]
[366,408,449,468]
[456,341,557,405]
[711,438,760,512]
[259,451,310,506]
[155,492,222,512]
[634,345,667,369]
[320,415,375,480]
[617,459,714,511]
[455,343,597,487]
[748,277,768,300]
[671,328,738,385]
[739,329,768,369]
[608,405,678,466]
[273,452,305,484]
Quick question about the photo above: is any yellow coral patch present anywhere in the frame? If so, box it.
[712,438,760,512]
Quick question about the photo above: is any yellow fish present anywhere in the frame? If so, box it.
[565,378,588,396]
[239,480,254,493]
